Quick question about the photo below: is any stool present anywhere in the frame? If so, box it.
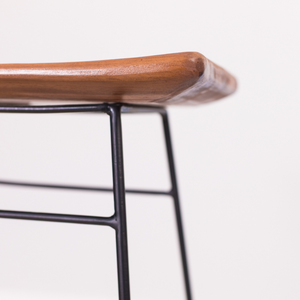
[0,52,237,300]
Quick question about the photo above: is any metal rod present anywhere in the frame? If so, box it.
[0,103,110,114]
[0,180,170,196]
[0,210,116,228]
[0,103,165,114]
[109,104,131,300]
[161,111,193,300]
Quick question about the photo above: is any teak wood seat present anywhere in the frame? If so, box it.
[0,52,236,105]
[0,52,237,300]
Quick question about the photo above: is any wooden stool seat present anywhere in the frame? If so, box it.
[0,52,236,105]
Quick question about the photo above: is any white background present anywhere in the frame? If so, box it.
[0,0,300,299]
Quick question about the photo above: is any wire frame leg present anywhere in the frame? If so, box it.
[109,104,131,300]
[161,112,193,300]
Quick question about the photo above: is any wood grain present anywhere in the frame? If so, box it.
[0,52,237,105]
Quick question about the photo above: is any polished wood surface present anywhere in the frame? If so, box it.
[0,52,236,105]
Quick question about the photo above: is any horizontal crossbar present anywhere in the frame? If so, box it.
[0,103,166,114]
[0,180,171,196]
[0,209,117,228]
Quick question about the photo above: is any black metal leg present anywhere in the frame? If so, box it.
[0,103,192,300]
[109,104,131,300]
[161,112,193,300]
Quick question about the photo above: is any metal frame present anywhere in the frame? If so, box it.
[0,103,192,300]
